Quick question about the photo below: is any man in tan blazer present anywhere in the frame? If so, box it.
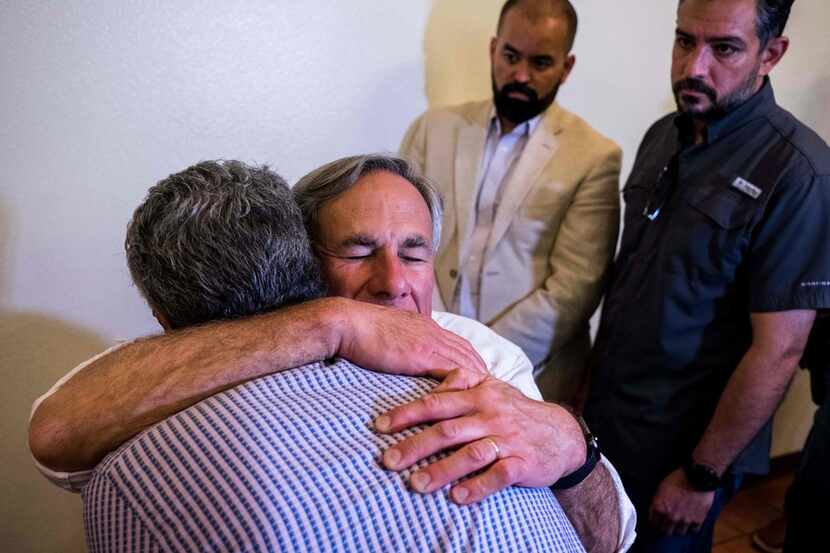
[400,0,621,401]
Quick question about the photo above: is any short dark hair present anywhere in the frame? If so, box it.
[126,160,325,329]
[678,0,794,47]
[754,0,794,46]
[497,0,578,52]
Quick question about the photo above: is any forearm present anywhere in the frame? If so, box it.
[555,461,621,553]
[29,297,345,471]
[692,345,801,474]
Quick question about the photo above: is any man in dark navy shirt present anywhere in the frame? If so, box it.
[584,1,830,551]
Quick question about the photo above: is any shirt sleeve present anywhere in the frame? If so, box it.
[29,341,131,492]
[748,172,830,312]
[599,455,637,552]
[431,311,543,400]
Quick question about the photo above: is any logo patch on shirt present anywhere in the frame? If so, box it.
[731,177,762,199]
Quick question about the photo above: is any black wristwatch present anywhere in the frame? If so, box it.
[551,415,601,490]
[683,461,724,492]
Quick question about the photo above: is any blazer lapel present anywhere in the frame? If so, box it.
[453,106,489,263]
[486,104,563,255]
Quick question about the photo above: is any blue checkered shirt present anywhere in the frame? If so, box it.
[83,359,585,552]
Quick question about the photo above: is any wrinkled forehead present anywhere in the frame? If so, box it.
[316,170,434,249]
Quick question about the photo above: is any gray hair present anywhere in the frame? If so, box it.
[293,154,444,251]
[126,160,325,329]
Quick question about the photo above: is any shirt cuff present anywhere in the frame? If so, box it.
[600,454,637,552]
[30,454,92,493]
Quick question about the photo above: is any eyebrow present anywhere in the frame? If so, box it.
[401,235,431,250]
[503,43,522,55]
[709,36,747,47]
[339,234,431,250]
[675,28,748,47]
[340,234,377,248]
[503,42,554,64]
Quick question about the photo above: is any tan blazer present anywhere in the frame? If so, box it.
[400,100,621,401]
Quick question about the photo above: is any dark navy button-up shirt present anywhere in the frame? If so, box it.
[585,80,830,495]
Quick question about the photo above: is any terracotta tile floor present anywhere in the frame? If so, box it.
[712,472,793,553]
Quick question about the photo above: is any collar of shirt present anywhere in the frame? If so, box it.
[674,77,776,146]
[478,110,542,179]
[488,109,543,139]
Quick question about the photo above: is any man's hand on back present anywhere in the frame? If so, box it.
[373,376,586,504]
[331,299,487,378]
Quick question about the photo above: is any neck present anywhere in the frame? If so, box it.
[691,119,707,145]
[498,113,518,136]
[688,77,766,145]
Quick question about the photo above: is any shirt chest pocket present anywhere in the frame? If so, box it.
[662,178,760,278]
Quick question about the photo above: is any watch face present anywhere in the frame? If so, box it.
[686,463,722,491]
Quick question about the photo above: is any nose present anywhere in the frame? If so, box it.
[512,59,531,84]
[683,45,711,80]
[367,251,409,300]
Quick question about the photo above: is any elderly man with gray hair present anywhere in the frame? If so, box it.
[32,154,635,552]
[75,158,588,552]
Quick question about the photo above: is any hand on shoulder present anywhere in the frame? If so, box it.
[373,376,586,504]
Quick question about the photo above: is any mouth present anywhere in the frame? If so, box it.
[507,91,530,101]
[677,89,713,106]
[673,78,716,104]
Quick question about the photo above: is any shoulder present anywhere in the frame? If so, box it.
[415,99,491,128]
[640,112,678,148]
[431,311,528,364]
[550,104,621,160]
[627,112,678,166]
[764,106,830,178]
[432,311,510,345]
[432,311,540,399]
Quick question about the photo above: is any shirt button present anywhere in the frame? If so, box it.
[450,269,458,279]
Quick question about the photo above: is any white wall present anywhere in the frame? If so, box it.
[2,1,828,551]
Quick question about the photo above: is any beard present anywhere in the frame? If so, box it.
[492,74,560,126]
[672,63,761,122]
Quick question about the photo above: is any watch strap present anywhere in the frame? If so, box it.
[551,415,600,491]
[683,460,724,491]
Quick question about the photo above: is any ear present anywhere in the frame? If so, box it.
[759,35,789,77]
[560,54,576,85]
[490,36,498,63]
[152,308,174,332]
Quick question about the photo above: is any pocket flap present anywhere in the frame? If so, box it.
[685,176,759,229]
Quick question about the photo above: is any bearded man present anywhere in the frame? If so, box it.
[400,0,622,403]
[582,1,830,551]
